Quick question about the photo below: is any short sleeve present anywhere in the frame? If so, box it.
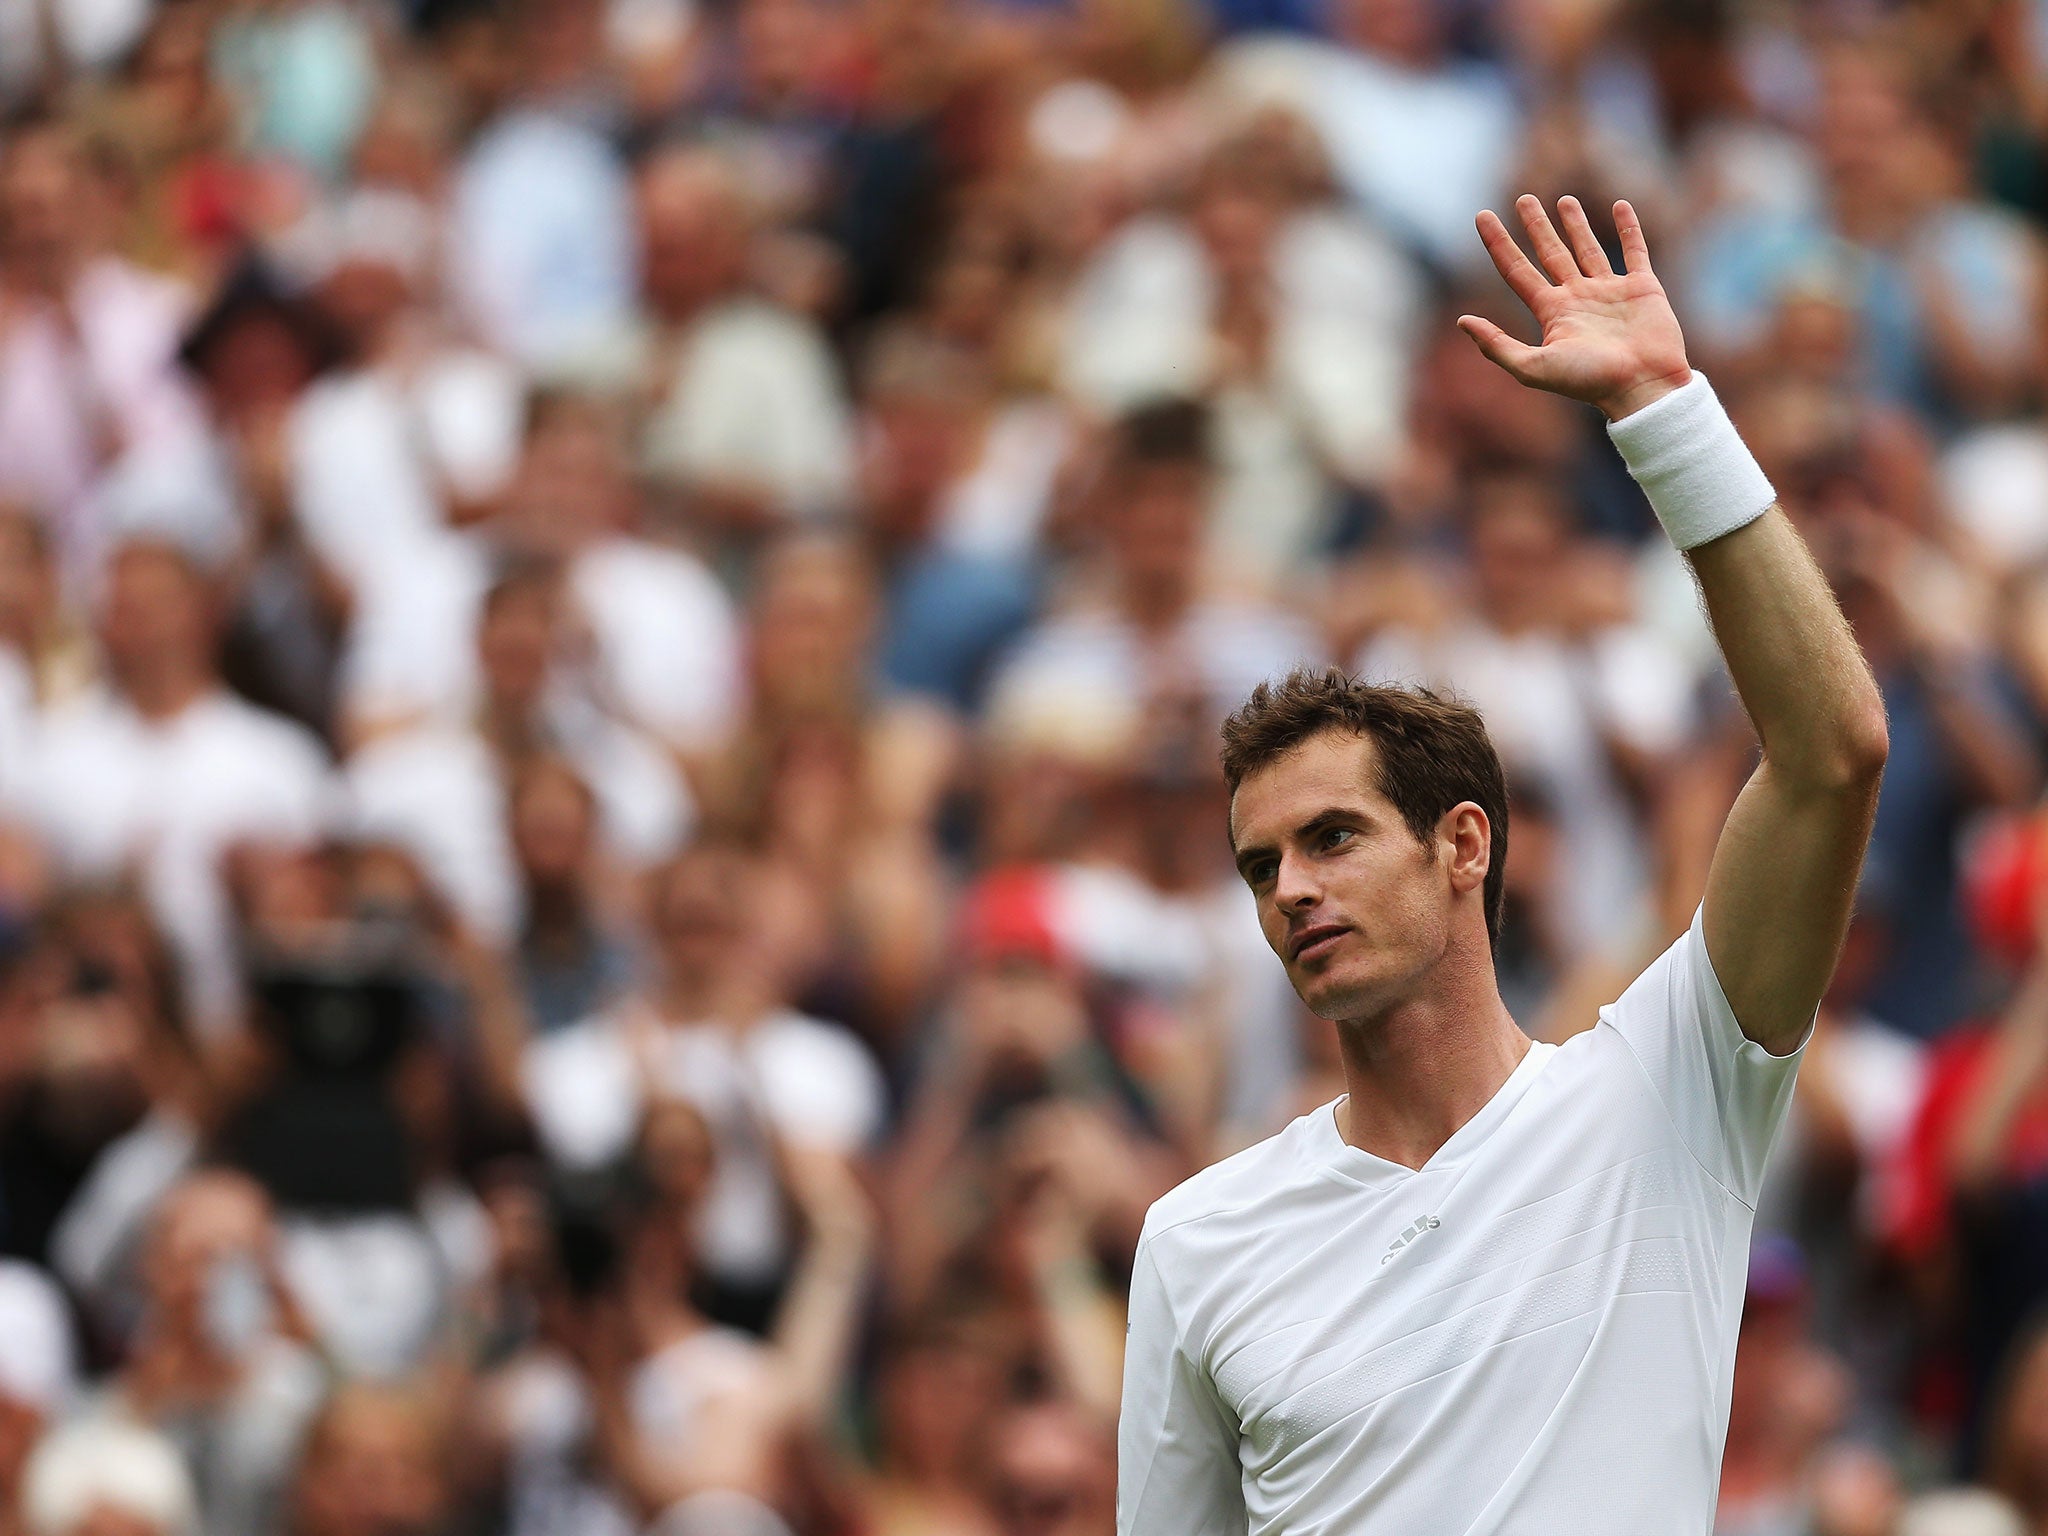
[1118,1238,1247,1536]
[751,1019,887,1153]
[1599,906,1805,1207]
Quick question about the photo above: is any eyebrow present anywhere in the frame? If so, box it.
[1232,807,1361,877]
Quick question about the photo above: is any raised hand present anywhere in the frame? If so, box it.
[1458,195,1693,422]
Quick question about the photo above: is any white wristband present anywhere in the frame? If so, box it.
[1605,372,1776,550]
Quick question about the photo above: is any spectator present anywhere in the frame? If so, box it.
[0,115,208,582]
[988,397,1321,735]
[286,1383,453,1536]
[634,143,856,534]
[345,562,691,946]
[339,386,744,759]
[1061,122,1421,590]
[524,841,885,1329]
[8,537,333,1037]
[1985,1319,2048,1534]
[1213,0,1519,274]
[112,1170,324,1536]
[446,9,637,368]
[1717,1239,1856,1536]
[503,756,639,1038]
[980,1400,1115,1536]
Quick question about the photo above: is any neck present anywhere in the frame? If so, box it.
[122,666,208,721]
[524,882,589,940]
[1332,948,1529,1171]
[657,967,723,1022]
[1120,573,1194,633]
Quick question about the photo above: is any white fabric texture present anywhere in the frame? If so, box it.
[0,1260,77,1411]
[1606,371,1776,551]
[13,688,335,1031]
[640,297,855,520]
[1117,910,1802,1536]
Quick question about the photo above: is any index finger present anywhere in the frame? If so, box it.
[1613,199,1653,275]
[1474,208,1550,310]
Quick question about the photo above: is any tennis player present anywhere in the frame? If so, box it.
[1116,195,1889,1534]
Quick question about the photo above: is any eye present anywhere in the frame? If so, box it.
[1320,827,1354,852]
[1246,859,1277,887]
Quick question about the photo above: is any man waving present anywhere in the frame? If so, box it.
[1116,196,1888,1535]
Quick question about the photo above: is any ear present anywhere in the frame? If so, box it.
[1440,803,1492,896]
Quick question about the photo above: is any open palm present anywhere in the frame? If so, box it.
[1459,195,1693,422]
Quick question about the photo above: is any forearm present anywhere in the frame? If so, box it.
[1687,512,1890,793]
[1948,961,2048,1189]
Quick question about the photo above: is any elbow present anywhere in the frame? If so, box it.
[1786,695,1890,796]
[1836,698,1891,790]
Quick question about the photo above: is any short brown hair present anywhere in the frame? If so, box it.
[1221,667,1510,947]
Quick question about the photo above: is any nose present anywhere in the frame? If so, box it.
[1271,849,1320,914]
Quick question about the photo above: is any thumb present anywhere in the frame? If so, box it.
[1457,315,1543,383]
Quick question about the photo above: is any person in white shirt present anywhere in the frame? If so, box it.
[1117,196,1891,1536]
[634,143,855,531]
[344,562,691,946]
[338,387,744,756]
[13,537,334,1039]
[0,117,209,585]
[1060,126,1422,593]
[522,840,886,1327]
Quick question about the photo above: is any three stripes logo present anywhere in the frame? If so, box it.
[1382,1215,1441,1265]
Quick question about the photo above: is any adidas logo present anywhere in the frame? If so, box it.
[1382,1215,1441,1265]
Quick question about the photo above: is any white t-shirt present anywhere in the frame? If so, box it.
[289,353,523,590]
[641,297,855,521]
[15,687,334,1031]
[343,712,691,942]
[1118,911,1802,1536]
[340,533,743,754]
[522,1008,887,1284]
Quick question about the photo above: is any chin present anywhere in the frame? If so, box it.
[1294,962,1381,1023]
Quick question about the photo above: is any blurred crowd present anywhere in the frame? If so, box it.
[6,0,2048,1534]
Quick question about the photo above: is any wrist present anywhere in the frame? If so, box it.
[1606,370,1776,550]
[1597,365,1695,424]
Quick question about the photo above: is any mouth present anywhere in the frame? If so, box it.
[1289,924,1349,963]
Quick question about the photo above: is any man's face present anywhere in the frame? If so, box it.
[476,583,555,713]
[99,545,212,681]
[0,132,83,289]
[637,161,746,319]
[653,850,752,978]
[1111,462,1204,592]
[1230,731,1467,1022]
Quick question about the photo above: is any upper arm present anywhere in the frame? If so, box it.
[1686,510,1889,1053]
[1118,1240,1246,1536]
[1701,756,1879,1054]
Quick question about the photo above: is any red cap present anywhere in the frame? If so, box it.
[958,866,1067,970]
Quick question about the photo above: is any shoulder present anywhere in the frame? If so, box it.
[575,538,732,612]
[191,694,330,774]
[748,1012,886,1134]
[691,299,836,366]
[753,1010,880,1077]
[522,1017,641,1171]
[1141,1110,1326,1255]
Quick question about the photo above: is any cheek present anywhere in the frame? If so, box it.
[1256,901,1288,954]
